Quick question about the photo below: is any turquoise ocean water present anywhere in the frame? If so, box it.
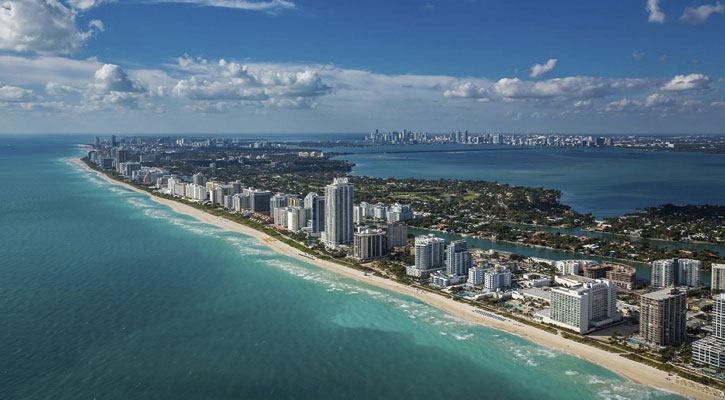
[1,135,681,399]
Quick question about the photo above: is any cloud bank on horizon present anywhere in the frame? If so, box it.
[0,0,724,134]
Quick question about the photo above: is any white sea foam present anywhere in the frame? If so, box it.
[588,376,606,385]
[565,370,579,376]
[126,198,153,208]
[108,187,130,196]
[452,333,474,341]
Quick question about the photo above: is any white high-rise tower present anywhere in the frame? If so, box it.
[322,178,354,247]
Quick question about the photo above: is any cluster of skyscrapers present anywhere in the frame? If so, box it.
[365,129,614,147]
[405,235,512,291]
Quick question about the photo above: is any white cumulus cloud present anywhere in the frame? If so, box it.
[661,73,711,91]
[0,0,103,54]
[646,0,665,23]
[446,76,618,101]
[0,82,39,102]
[529,58,557,78]
[645,93,674,107]
[89,64,147,93]
[679,2,724,24]
[46,81,83,95]
[170,56,331,108]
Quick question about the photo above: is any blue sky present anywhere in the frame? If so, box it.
[1,0,724,134]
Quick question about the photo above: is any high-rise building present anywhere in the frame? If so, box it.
[115,149,128,172]
[270,193,291,214]
[387,222,408,248]
[467,266,487,286]
[304,192,325,235]
[372,203,386,220]
[232,193,249,212]
[712,264,725,292]
[353,204,364,223]
[94,136,100,147]
[693,294,725,368]
[192,172,207,186]
[547,279,618,334]
[249,190,271,215]
[651,258,701,288]
[639,288,687,347]
[322,178,354,248]
[678,259,701,287]
[386,203,413,223]
[484,266,512,291]
[286,207,307,231]
[111,134,117,147]
[445,239,472,277]
[407,234,446,277]
[353,228,387,261]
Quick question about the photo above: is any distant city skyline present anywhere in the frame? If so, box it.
[1,0,725,134]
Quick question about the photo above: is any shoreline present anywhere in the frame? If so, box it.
[71,157,722,400]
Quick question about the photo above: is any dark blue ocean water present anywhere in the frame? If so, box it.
[0,135,680,399]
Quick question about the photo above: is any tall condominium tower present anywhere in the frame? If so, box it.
[639,288,687,347]
[407,234,446,277]
[651,258,701,288]
[304,192,325,235]
[712,264,725,292]
[445,239,472,277]
[323,178,354,247]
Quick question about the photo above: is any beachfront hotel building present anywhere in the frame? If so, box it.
[286,207,307,232]
[406,234,446,278]
[651,258,701,288]
[693,294,725,368]
[445,239,473,278]
[467,266,487,286]
[249,189,271,215]
[353,228,388,261]
[322,178,354,248]
[711,264,725,292]
[639,288,687,347]
[546,279,618,334]
[304,192,325,236]
[484,266,512,291]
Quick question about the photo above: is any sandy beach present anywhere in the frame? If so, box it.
[72,157,723,400]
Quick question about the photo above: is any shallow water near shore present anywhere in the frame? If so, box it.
[0,135,681,399]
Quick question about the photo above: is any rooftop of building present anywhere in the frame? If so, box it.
[693,335,725,351]
[642,288,686,300]
[558,275,594,284]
